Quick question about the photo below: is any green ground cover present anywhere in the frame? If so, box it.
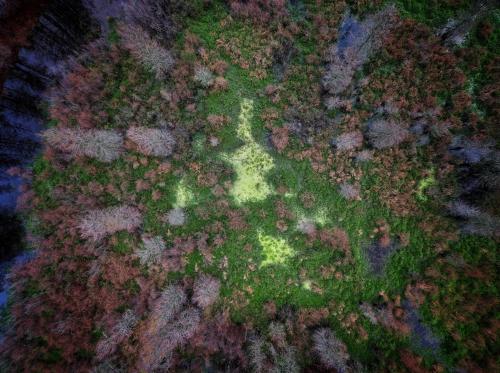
[7,1,498,371]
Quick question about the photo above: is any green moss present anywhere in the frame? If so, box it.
[392,0,473,27]
[124,279,141,295]
[22,2,499,370]
[90,327,105,343]
[111,231,134,255]
[107,18,120,45]
[75,348,94,361]
[416,169,436,202]
[40,348,63,364]
[224,98,275,204]
[258,231,295,267]
[22,278,42,298]
[174,177,195,208]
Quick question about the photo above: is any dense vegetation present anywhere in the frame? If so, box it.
[0,0,498,372]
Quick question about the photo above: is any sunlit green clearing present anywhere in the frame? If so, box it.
[174,177,194,208]
[224,98,274,204]
[258,230,295,267]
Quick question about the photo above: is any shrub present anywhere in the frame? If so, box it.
[271,127,289,153]
[268,322,287,347]
[193,66,214,88]
[139,307,201,371]
[192,274,220,309]
[355,149,373,162]
[187,311,247,369]
[137,235,166,266]
[363,239,400,275]
[95,310,138,360]
[312,328,350,372]
[322,50,359,97]
[448,136,495,164]
[332,131,363,151]
[212,76,229,91]
[122,0,190,45]
[207,114,230,129]
[274,346,300,373]
[152,285,187,327]
[339,182,360,201]
[43,127,123,162]
[296,218,316,236]
[365,118,409,149]
[47,54,107,128]
[119,24,175,79]
[126,126,175,157]
[165,207,186,226]
[447,200,481,219]
[462,213,500,238]
[248,335,266,373]
[91,361,125,373]
[79,206,142,241]
[322,6,397,96]
[318,228,351,257]
[164,307,201,343]
[228,0,288,25]
[447,200,499,238]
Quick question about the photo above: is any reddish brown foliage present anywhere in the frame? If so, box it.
[263,301,277,318]
[270,126,289,153]
[188,311,247,368]
[227,209,248,231]
[297,308,330,330]
[228,0,288,25]
[166,60,195,108]
[300,192,316,209]
[275,199,294,220]
[276,219,288,232]
[210,59,229,75]
[1,207,145,372]
[212,76,229,91]
[318,228,351,257]
[400,350,431,373]
[197,171,219,187]
[207,114,230,130]
[49,51,110,128]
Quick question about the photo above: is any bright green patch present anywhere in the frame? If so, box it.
[416,169,436,202]
[173,177,195,208]
[20,2,499,371]
[258,231,295,267]
[224,98,275,204]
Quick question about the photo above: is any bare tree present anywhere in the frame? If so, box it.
[43,127,123,162]
[78,205,142,241]
[312,328,350,373]
[120,24,175,79]
[192,274,220,309]
[126,126,175,156]
[365,118,409,149]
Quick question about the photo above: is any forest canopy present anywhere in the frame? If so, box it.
[0,0,498,372]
